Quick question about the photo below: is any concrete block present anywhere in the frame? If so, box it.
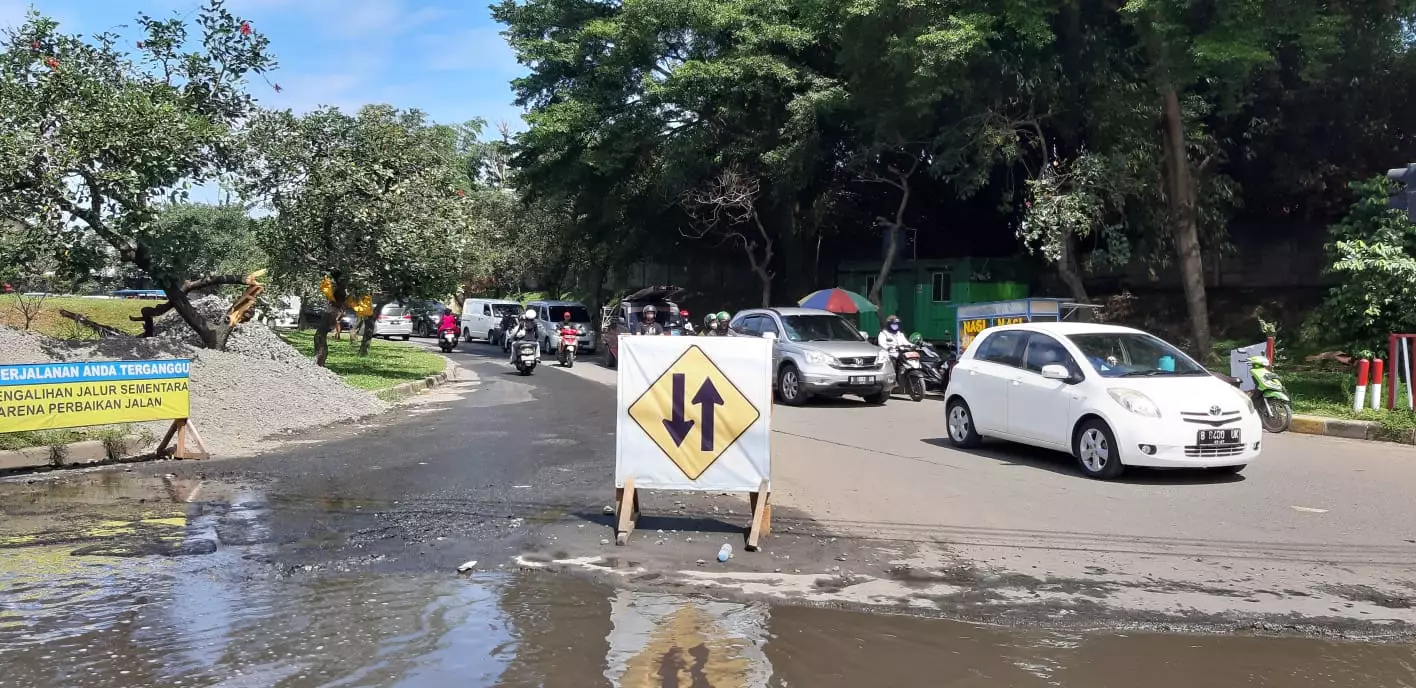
[1289,415,1328,436]
[0,446,52,471]
[59,440,110,466]
[1325,419,1379,440]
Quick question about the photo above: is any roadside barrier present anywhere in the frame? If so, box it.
[1370,359,1385,411]
[1354,359,1370,413]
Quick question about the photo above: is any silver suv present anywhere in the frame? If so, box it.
[728,307,893,405]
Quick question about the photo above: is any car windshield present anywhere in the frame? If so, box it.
[380,305,406,316]
[546,306,590,322]
[781,314,864,342]
[1067,332,1208,377]
[491,304,520,317]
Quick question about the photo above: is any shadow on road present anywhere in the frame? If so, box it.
[570,510,747,535]
[920,437,1246,485]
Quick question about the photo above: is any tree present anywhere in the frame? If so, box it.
[1309,178,1416,355]
[0,2,277,349]
[680,168,776,306]
[245,105,467,363]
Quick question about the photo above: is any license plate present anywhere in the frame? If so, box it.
[1196,429,1241,445]
[670,330,680,336]
[521,355,536,362]
[849,376,875,385]
[903,351,920,359]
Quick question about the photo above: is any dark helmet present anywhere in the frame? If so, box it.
[443,308,453,316]
[885,314,900,324]
[643,305,657,318]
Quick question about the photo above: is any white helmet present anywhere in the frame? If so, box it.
[523,309,536,320]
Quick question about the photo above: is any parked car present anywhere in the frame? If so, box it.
[460,298,523,343]
[407,300,447,338]
[727,307,892,405]
[600,285,689,367]
[526,300,594,355]
[943,322,1262,480]
[372,303,414,340]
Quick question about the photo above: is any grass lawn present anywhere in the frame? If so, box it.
[1281,365,1416,439]
[0,295,147,339]
[0,424,149,451]
[278,329,446,391]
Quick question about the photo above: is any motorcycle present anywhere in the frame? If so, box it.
[438,329,458,353]
[1248,355,1292,433]
[557,324,581,367]
[513,338,540,376]
[892,344,928,402]
[499,314,518,352]
[909,334,951,393]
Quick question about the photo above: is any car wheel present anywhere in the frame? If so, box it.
[463,327,472,340]
[400,335,410,341]
[862,390,889,405]
[777,365,809,406]
[1074,419,1125,480]
[945,398,982,448]
[486,329,495,343]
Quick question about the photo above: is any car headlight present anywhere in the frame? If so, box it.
[1231,385,1256,415]
[803,351,837,366]
[1108,388,1161,418]
[874,352,886,365]
[576,324,586,334]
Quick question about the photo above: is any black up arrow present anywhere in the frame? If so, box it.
[692,378,725,451]
[662,373,695,446]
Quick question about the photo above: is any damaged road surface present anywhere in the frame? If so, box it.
[2,345,1416,686]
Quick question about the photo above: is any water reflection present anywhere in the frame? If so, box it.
[2,474,1415,687]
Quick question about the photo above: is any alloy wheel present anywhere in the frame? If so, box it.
[1078,428,1110,473]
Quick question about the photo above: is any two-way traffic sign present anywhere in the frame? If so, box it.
[628,345,760,480]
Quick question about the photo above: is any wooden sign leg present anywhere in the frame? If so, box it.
[179,420,210,460]
[746,479,771,551]
[155,419,182,457]
[615,478,639,546]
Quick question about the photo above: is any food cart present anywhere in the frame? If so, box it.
[954,298,1099,350]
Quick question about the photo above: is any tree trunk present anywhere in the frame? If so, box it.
[1056,229,1093,321]
[757,269,772,308]
[1160,88,1212,358]
[314,309,334,367]
[868,226,900,308]
[359,300,389,357]
[160,281,227,350]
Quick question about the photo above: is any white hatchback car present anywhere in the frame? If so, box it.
[944,322,1262,479]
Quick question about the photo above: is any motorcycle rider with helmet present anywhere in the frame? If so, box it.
[437,308,458,335]
[877,314,910,358]
[509,308,539,363]
[633,304,665,335]
[701,313,723,336]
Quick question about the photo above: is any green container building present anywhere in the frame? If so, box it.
[834,258,1029,343]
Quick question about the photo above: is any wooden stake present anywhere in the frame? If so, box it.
[155,419,210,460]
[615,477,639,546]
[746,478,771,551]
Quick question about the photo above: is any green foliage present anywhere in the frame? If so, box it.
[145,203,265,279]
[244,105,467,308]
[1309,177,1416,353]
[0,1,276,348]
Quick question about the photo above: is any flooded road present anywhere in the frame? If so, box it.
[2,473,1415,687]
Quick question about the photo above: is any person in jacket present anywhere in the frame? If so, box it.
[633,304,665,335]
[509,309,539,363]
[877,314,910,356]
[701,313,723,336]
[437,308,458,335]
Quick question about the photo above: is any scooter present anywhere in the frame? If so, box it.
[910,334,951,393]
[557,324,580,368]
[892,344,927,402]
[1248,355,1292,433]
[513,338,540,376]
[438,328,458,353]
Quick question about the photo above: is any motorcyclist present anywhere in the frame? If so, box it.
[437,308,458,336]
[510,308,538,363]
[557,311,578,353]
[716,311,731,331]
[633,304,665,335]
[702,313,722,336]
[877,314,910,358]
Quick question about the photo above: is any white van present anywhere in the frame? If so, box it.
[460,298,523,342]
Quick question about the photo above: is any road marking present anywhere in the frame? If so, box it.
[1291,506,1329,513]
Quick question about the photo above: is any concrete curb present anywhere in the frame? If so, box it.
[0,435,158,474]
[1289,414,1415,444]
[376,370,451,402]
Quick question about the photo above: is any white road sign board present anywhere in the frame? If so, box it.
[615,336,772,492]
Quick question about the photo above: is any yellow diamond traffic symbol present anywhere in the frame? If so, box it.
[628,345,761,480]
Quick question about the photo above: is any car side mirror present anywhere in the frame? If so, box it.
[1040,364,1071,381]
[763,332,778,341]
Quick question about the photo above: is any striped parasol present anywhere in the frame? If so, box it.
[797,288,877,314]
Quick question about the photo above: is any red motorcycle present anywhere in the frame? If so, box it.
[557,324,581,368]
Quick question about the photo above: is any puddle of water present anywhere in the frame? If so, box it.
[2,474,1415,687]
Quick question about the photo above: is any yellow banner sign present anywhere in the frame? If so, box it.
[0,360,191,433]
[993,316,1027,327]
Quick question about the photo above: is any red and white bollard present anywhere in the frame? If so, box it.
[1354,359,1371,412]
[1370,359,1385,411]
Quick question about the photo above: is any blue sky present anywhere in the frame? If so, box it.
[2,0,527,129]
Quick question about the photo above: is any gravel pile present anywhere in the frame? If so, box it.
[0,304,387,457]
